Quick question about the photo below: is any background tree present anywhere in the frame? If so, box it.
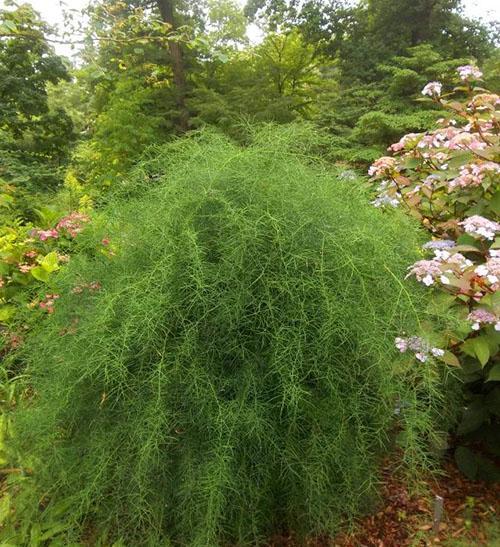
[0,4,74,201]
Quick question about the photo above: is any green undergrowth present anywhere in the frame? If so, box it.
[7,126,449,545]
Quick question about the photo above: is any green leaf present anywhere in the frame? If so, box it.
[441,351,460,367]
[1,20,17,33]
[489,191,500,216]
[31,266,50,282]
[40,251,59,273]
[40,522,72,541]
[0,305,16,322]
[428,292,456,313]
[487,364,500,382]
[452,244,481,253]
[486,388,500,417]
[456,233,477,246]
[454,446,478,479]
[468,336,490,367]
[475,453,500,482]
[0,492,10,525]
[457,401,487,435]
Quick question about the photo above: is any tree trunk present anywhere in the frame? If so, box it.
[156,0,189,132]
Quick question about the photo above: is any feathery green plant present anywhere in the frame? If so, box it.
[12,126,446,545]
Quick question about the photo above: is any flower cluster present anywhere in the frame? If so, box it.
[446,131,487,151]
[368,156,397,177]
[421,81,442,97]
[475,251,500,287]
[72,281,102,294]
[18,263,35,273]
[31,212,90,243]
[448,162,500,190]
[422,239,455,251]
[467,309,500,331]
[56,212,90,238]
[39,293,60,314]
[459,215,500,240]
[470,93,500,109]
[395,336,444,363]
[407,250,472,286]
[370,64,500,386]
[457,65,483,81]
[406,259,443,286]
[371,180,400,208]
[389,133,420,152]
[35,229,59,241]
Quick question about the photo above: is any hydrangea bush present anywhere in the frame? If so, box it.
[0,172,112,355]
[0,205,90,337]
[370,65,500,480]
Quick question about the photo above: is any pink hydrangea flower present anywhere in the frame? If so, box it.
[389,133,421,152]
[406,259,442,286]
[56,212,90,238]
[368,156,397,177]
[407,250,473,286]
[459,215,500,240]
[470,93,500,109]
[39,293,60,314]
[446,132,487,151]
[72,281,102,294]
[37,229,59,241]
[18,263,34,273]
[467,309,500,331]
[450,162,500,189]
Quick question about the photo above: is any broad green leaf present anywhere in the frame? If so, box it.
[454,446,477,479]
[40,251,59,273]
[31,265,50,282]
[487,364,500,382]
[489,191,500,216]
[462,337,490,367]
[456,233,477,246]
[457,400,487,435]
[441,351,460,367]
[452,244,481,253]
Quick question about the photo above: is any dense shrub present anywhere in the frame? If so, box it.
[11,127,446,545]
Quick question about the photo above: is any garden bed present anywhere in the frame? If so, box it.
[268,458,499,546]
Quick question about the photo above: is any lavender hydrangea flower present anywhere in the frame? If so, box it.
[395,336,445,362]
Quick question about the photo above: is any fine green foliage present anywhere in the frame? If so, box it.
[11,127,446,545]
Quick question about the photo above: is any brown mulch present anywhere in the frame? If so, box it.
[268,458,500,547]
